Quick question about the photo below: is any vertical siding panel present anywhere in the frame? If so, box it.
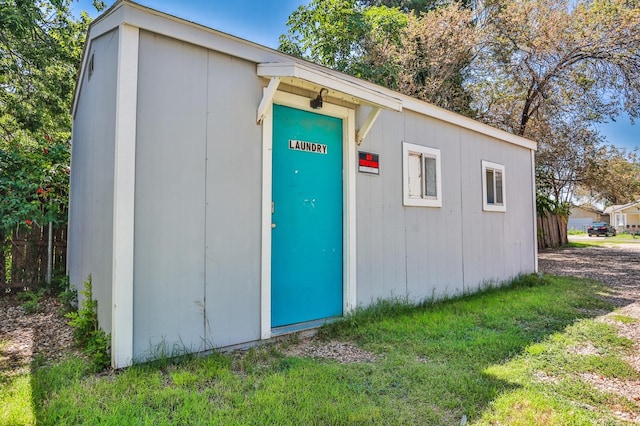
[461,134,490,289]
[381,112,407,299]
[356,108,379,304]
[204,51,262,347]
[69,29,119,334]
[403,113,465,301]
[403,112,424,301]
[503,148,537,277]
[133,32,207,360]
[430,123,464,297]
[357,110,407,304]
[461,133,536,290]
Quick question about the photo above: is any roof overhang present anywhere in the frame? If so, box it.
[257,62,403,112]
[604,200,640,214]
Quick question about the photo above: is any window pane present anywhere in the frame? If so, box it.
[407,153,422,198]
[495,171,503,204]
[425,156,437,197]
[486,169,494,204]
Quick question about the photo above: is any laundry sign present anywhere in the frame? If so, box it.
[289,139,328,154]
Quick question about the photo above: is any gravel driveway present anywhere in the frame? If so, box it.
[538,239,640,306]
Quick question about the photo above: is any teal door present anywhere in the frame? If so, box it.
[271,104,343,328]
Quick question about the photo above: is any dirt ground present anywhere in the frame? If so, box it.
[0,295,80,377]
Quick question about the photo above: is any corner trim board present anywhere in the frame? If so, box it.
[111,23,139,369]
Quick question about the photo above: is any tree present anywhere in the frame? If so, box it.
[533,118,602,209]
[361,0,458,13]
[279,0,480,113]
[389,2,480,114]
[1,0,86,231]
[581,147,640,205]
[0,0,95,267]
[470,0,640,137]
[0,135,70,233]
[462,0,640,213]
[278,0,408,85]
[1,0,91,140]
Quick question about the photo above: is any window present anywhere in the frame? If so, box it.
[88,53,94,80]
[482,160,506,212]
[402,142,442,207]
[614,213,626,227]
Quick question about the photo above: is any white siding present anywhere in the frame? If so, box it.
[68,29,119,333]
[133,31,208,360]
[459,134,535,288]
[356,110,407,304]
[131,33,265,359]
[404,112,465,299]
[356,109,536,306]
[204,50,263,347]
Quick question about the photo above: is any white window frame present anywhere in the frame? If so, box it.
[482,160,506,212]
[402,142,442,208]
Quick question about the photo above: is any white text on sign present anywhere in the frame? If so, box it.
[289,139,328,154]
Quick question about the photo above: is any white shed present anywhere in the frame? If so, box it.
[69,0,538,368]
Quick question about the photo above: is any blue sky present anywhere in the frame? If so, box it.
[72,0,638,152]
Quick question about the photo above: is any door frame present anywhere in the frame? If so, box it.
[260,90,357,339]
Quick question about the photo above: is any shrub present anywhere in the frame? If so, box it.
[56,275,77,313]
[65,276,110,371]
[17,287,46,314]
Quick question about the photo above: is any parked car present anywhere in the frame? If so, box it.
[587,222,617,237]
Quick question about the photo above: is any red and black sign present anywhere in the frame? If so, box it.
[358,151,379,175]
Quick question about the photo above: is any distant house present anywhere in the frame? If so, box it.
[68,0,538,368]
[604,201,640,232]
[567,205,609,231]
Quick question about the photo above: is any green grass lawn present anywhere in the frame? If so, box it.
[2,274,639,425]
[568,232,640,247]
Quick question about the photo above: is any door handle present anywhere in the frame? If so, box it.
[271,223,276,229]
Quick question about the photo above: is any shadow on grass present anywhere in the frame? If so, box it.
[315,274,617,423]
[23,274,619,425]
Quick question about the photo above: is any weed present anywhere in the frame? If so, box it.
[322,274,549,339]
[319,296,414,338]
[511,273,550,288]
[48,270,70,295]
[56,275,77,313]
[17,287,46,314]
[65,276,110,371]
[611,314,636,324]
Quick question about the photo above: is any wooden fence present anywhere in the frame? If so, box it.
[537,212,568,249]
[1,224,67,290]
